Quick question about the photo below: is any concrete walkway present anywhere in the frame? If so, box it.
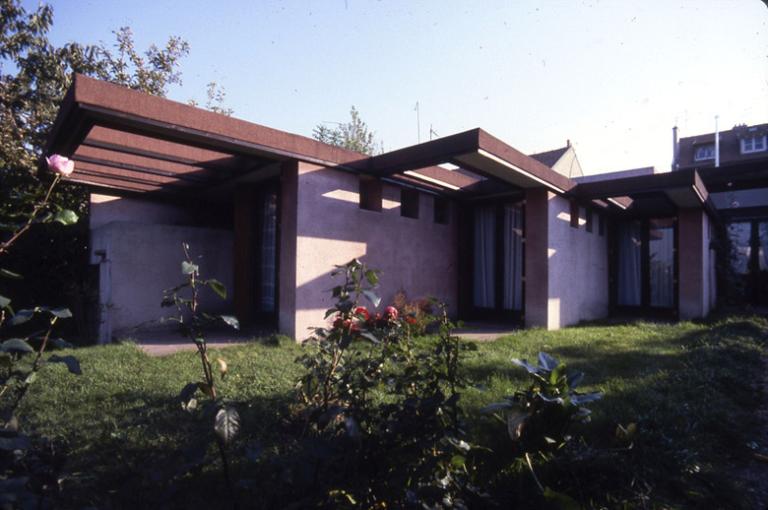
[136,331,253,356]
[455,322,520,342]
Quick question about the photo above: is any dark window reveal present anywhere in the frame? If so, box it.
[570,200,579,228]
[434,197,449,224]
[401,188,420,219]
[359,176,382,212]
[586,209,594,233]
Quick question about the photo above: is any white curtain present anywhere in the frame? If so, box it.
[260,193,277,312]
[649,225,674,307]
[473,206,496,308]
[617,221,642,306]
[503,205,523,311]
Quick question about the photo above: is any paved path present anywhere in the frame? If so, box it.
[455,322,519,342]
[136,331,252,356]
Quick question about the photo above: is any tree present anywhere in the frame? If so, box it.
[0,0,210,341]
[312,106,381,155]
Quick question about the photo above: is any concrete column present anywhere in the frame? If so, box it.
[678,208,705,319]
[278,160,299,338]
[525,188,550,328]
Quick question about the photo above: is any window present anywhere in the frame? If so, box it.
[433,197,449,224]
[740,135,767,154]
[570,200,579,228]
[694,144,715,161]
[400,188,419,219]
[359,176,382,212]
[585,209,593,233]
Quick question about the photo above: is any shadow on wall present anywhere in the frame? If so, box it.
[291,166,459,337]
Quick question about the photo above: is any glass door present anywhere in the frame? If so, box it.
[726,220,768,306]
[471,202,524,320]
[614,218,677,314]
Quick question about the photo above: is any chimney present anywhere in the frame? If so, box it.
[567,139,571,148]
[714,115,720,168]
[672,126,679,171]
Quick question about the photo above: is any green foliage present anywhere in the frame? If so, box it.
[162,243,241,496]
[483,352,602,452]
[292,260,486,508]
[312,106,381,155]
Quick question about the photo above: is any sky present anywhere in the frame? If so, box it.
[30,0,768,175]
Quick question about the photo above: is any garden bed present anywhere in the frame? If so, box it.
[14,315,768,508]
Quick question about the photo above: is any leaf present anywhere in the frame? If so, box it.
[511,358,540,374]
[179,382,199,403]
[49,307,72,319]
[214,407,240,444]
[51,338,74,349]
[538,352,559,371]
[9,309,35,326]
[0,268,22,280]
[543,487,581,510]
[358,331,380,344]
[0,354,12,368]
[207,279,227,299]
[364,269,379,286]
[220,315,240,330]
[24,372,37,385]
[567,371,584,389]
[217,358,228,379]
[570,392,603,405]
[181,261,198,275]
[0,294,10,309]
[48,355,82,375]
[1,339,34,354]
[362,289,381,308]
[52,209,79,225]
[507,408,529,441]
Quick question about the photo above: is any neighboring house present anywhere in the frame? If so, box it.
[673,123,768,307]
[44,76,763,343]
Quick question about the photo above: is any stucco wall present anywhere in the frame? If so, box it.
[90,193,196,229]
[678,208,714,319]
[288,162,458,340]
[546,194,609,328]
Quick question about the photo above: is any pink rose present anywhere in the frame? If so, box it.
[46,154,75,177]
[384,306,398,320]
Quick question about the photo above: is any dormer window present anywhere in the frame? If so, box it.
[694,144,715,161]
[740,135,767,154]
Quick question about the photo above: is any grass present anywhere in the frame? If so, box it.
[12,315,768,508]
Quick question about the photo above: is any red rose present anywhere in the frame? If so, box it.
[332,317,344,329]
[353,306,370,321]
[405,316,417,325]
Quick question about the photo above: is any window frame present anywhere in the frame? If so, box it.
[740,135,767,154]
[694,144,715,161]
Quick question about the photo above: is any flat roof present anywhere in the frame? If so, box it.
[46,75,580,199]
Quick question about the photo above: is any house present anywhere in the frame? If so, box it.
[673,123,768,307]
[44,75,765,343]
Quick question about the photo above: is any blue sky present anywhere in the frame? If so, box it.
[34,0,768,175]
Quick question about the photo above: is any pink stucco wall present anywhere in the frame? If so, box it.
[285,162,458,340]
[679,208,715,319]
[546,194,609,328]
[89,194,233,343]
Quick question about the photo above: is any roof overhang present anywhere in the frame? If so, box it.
[355,128,574,195]
[571,168,713,216]
[45,75,371,195]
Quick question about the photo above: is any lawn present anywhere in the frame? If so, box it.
[14,315,768,509]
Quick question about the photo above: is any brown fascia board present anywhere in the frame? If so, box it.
[364,128,576,194]
[51,74,370,168]
[572,168,709,209]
